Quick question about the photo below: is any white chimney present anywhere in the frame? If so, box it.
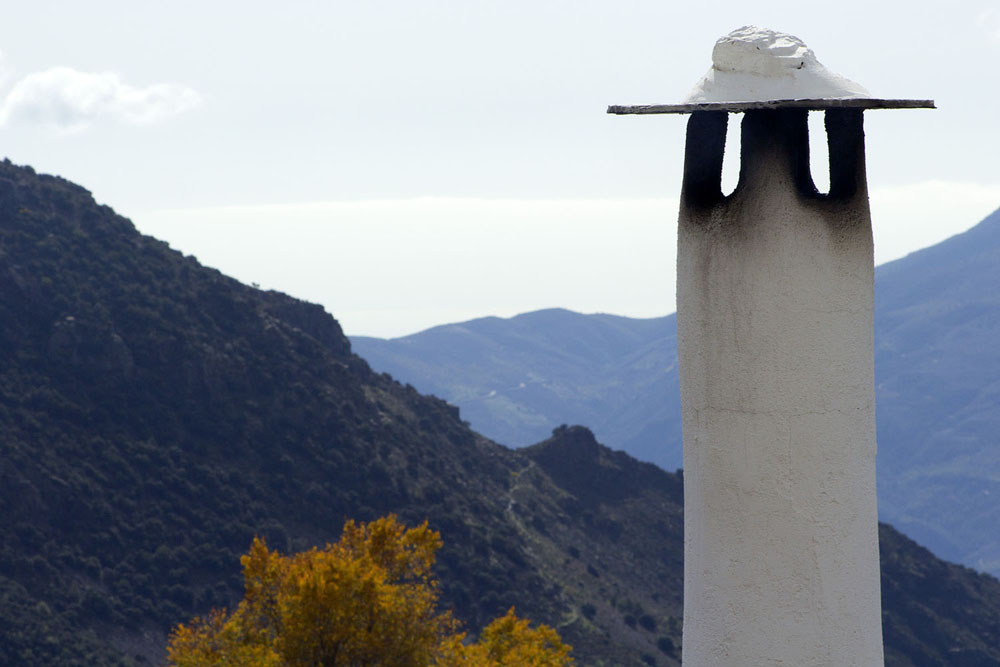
[610,27,933,666]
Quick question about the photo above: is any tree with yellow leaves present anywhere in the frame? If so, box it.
[167,515,572,666]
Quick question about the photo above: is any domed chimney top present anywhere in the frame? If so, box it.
[609,26,934,114]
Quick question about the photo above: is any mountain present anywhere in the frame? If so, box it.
[353,309,681,466]
[3,160,1000,665]
[352,209,1000,577]
[872,210,1000,574]
[0,160,675,665]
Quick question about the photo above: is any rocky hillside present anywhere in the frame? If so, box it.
[0,160,680,665]
[2,160,999,665]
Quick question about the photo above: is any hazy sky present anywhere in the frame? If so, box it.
[2,1,999,337]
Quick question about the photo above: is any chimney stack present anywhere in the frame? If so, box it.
[610,26,933,666]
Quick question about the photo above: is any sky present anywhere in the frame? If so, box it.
[2,1,999,337]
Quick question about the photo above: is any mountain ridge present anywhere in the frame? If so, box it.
[352,308,682,466]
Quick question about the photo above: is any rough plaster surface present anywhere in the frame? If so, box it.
[685,26,870,104]
[677,109,884,666]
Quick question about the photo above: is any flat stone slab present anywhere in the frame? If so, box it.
[607,98,936,115]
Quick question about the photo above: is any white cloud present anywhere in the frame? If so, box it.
[0,66,201,132]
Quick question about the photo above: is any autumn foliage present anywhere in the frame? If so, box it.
[167,515,572,666]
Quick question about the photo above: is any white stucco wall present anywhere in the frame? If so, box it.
[677,113,884,666]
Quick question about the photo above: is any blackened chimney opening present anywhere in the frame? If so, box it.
[681,108,866,212]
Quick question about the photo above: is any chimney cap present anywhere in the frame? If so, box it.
[610,27,934,115]
[608,98,935,115]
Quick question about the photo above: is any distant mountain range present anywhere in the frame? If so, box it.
[355,309,681,466]
[4,159,1000,665]
[352,206,1000,578]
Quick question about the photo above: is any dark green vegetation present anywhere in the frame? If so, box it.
[880,525,1000,666]
[0,161,681,665]
[353,210,1000,579]
[2,160,1000,665]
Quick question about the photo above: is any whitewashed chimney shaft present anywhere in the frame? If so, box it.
[677,108,883,666]
[608,26,933,666]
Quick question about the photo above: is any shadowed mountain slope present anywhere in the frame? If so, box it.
[872,208,1000,574]
[0,160,680,665]
[2,160,1000,665]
